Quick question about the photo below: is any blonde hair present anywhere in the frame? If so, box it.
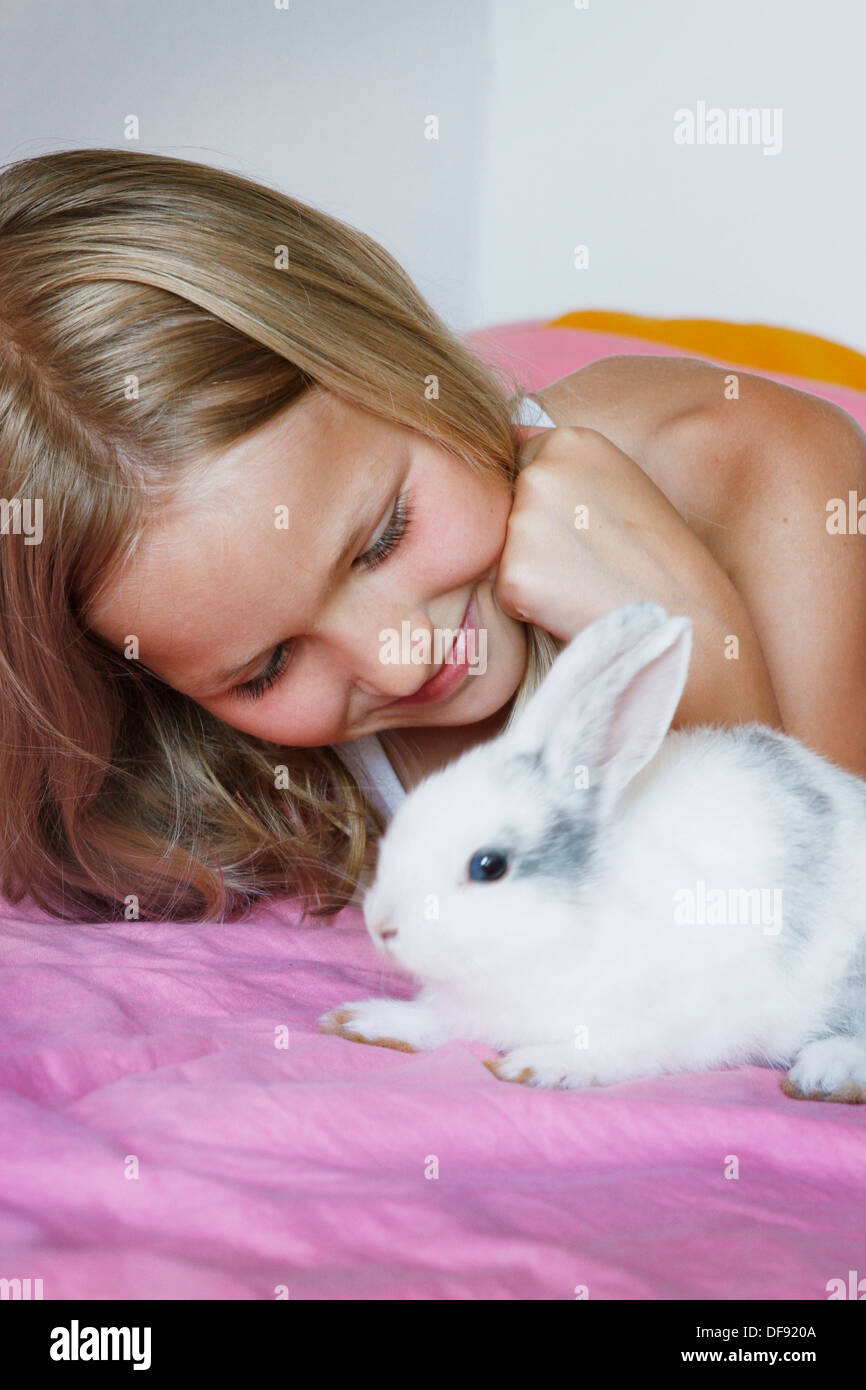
[0,147,564,922]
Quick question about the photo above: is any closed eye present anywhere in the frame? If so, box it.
[230,489,415,703]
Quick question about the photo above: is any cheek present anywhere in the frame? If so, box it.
[409,473,510,583]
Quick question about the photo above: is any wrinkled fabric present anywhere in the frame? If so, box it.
[1,893,863,1301]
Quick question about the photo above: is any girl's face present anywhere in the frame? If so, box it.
[88,388,529,747]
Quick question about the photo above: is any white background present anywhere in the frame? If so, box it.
[2,0,864,350]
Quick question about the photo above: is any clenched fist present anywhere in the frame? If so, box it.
[493,425,781,731]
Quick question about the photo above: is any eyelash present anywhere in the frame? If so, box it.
[231,490,415,703]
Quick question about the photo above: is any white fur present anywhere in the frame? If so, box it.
[320,602,866,1097]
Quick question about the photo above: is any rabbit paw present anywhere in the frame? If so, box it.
[782,1036,866,1103]
[485,1045,606,1090]
[318,998,451,1052]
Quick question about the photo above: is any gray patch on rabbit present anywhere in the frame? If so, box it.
[498,754,599,890]
[511,803,597,886]
[732,725,837,955]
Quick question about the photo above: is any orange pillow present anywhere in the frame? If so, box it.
[548,309,866,394]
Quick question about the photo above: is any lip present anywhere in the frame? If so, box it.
[386,591,478,708]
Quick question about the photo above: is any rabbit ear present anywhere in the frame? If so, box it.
[503,602,693,816]
[502,601,674,758]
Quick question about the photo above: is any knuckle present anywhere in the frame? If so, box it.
[514,461,557,498]
[559,424,599,442]
[536,424,601,447]
[503,503,539,537]
[494,554,518,589]
[558,425,609,455]
[518,425,607,477]
[496,561,535,607]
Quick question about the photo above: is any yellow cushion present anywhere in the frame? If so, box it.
[547,309,866,394]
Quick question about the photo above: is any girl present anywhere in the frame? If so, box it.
[1,148,864,923]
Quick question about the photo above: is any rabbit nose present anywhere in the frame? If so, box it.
[378,924,398,940]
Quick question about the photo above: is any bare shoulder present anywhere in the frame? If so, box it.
[534,354,752,520]
[537,353,866,775]
[535,350,866,454]
[535,353,732,457]
[536,353,866,541]
[652,363,866,566]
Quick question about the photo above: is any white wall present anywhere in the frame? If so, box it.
[0,0,487,330]
[2,0,864,351]
[474,0,866,352]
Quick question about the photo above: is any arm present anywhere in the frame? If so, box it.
[705,388,866,777]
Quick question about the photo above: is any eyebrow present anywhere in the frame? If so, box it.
[202,484,384,695]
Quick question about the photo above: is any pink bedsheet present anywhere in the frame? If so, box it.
[2,320,865,1301]
[1,894,864,1300]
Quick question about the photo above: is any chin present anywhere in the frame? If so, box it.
[456,666,521,723]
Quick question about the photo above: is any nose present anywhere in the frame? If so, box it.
[364,880,398,943]
[314,602,438,703]
[365,896,398,942]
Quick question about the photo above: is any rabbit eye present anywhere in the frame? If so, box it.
[468,848,510,882]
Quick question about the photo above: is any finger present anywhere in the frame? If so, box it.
[513,426,558,477]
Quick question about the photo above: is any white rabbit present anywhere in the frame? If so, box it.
[319,602,866,1100]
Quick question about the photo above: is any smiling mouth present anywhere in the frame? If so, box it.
[384,590,478,709]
